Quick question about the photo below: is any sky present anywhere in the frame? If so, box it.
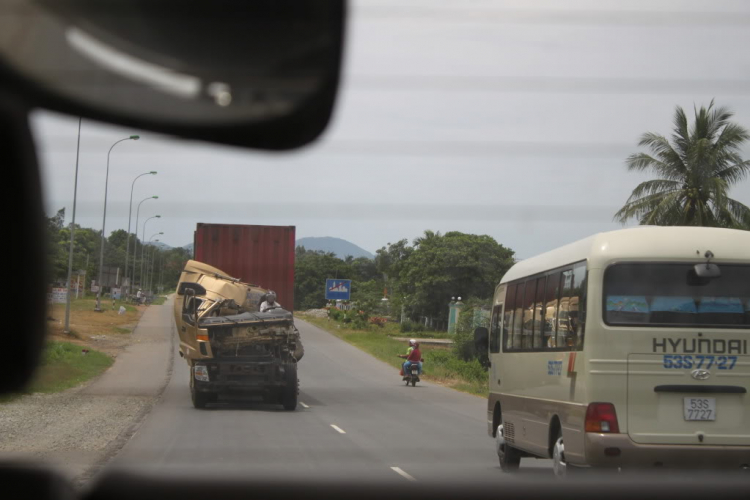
[34,0,750,259]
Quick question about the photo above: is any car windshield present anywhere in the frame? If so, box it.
[3,0,750,490]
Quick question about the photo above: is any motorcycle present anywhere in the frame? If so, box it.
[400,358,423,387]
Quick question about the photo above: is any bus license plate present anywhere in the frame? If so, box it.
[683,398,716,421]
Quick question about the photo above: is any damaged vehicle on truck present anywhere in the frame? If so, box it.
[174,260,304,410]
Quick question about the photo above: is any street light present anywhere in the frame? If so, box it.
[146,239,160,293]
[146,232,163,293]
[139,216,161,287]
[64,117,82,333]
[124,171,157,295]
[131,195,157,291]
[95,134,139,312]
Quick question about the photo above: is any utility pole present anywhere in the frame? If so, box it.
[64,117,82,334]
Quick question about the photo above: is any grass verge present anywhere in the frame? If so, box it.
[0,341,113,403]
[150,295,167,306]
[299,316,488,397]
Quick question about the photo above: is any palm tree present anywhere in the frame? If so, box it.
[614,100,750,229]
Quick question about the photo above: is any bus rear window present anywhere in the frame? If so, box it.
[603,264,750,328]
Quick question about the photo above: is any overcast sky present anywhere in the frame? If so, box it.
[34,0,750,259]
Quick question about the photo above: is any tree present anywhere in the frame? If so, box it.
[398,231,515,322]
[45,208,67,281]
[294,248,354,310]
[614,101,750,229]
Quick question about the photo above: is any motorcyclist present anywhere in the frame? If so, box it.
[398,339,422,378]
[259,291,281,312]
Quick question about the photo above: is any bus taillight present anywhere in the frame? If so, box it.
[585,403,620,433]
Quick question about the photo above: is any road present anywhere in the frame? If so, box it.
[97,296,551,485]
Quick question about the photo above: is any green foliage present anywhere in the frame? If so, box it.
[383,231,514,322]
[296,232,515,330]
[452,298,491,367]
[615,101,750,228]
[369,316,388,327]
[21,341,113,395]
[45,211,190,293]
[400,320,425,333]
[294,247,384,311]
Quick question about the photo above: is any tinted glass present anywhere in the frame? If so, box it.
[522,279,536,349]
[513,281,525,349]
[490,305,501,353]
[533,276,546,349]
[543,272,561,348]
[557,270,573,348]
[503,284,516,350]
[571,262,587,349]
[604,264,750,328]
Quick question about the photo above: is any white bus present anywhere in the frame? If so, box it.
[477,226,750,476]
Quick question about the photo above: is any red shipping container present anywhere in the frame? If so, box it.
[193,224,295,311]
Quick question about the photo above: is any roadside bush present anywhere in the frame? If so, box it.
[400,320,425,333]
[369,316,387,328]
[453,298,490,368]
[351,316,369,330]
[424,350,486,383]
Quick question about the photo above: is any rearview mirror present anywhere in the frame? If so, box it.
[474,327,489,354]
[0,0,345,150]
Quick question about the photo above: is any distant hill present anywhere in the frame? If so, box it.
[296,237,374,259]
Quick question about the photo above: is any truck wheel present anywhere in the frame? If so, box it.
[191,383,211,409]
[190,371,214,409]
[282,364,298,411]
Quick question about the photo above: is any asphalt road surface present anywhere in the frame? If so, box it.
[99,296,552,485]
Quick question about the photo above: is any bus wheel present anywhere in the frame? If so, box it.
[496,424,520,472]
[552,430,568,478]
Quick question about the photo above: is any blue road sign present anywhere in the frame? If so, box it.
[325,279,352,301]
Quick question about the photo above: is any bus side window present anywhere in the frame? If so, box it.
[503,284,516,350]
[490,305,502,353]
[556,270,573,349]
[522,279,536,349]
[513,282,525,349]
[571,262,587,350]
[544,272,561,349]
[533,276,546,349]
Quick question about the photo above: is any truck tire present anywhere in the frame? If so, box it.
[190,371,215,409]
[282,364,298,411]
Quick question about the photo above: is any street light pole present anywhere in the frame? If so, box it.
[124,171,156,296]
[139,216,161,287]
[95,134,139,311]
[131,196,157,291]
[64,117,82,333]
[146,232,163,292]
[158,253,164,294]
[146,240,159,293]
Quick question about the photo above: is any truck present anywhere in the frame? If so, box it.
[193,223,296,310]
[174,259,304,410]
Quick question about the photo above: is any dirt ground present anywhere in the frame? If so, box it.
[45,299,147,357]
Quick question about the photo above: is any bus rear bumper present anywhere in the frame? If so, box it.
[584,434,750,469]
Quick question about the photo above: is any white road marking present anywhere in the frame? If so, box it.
[330,424,346,434]
[300,402,310,408]
[391,467,417,482]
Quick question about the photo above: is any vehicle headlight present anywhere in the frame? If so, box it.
[194,364,210,382]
